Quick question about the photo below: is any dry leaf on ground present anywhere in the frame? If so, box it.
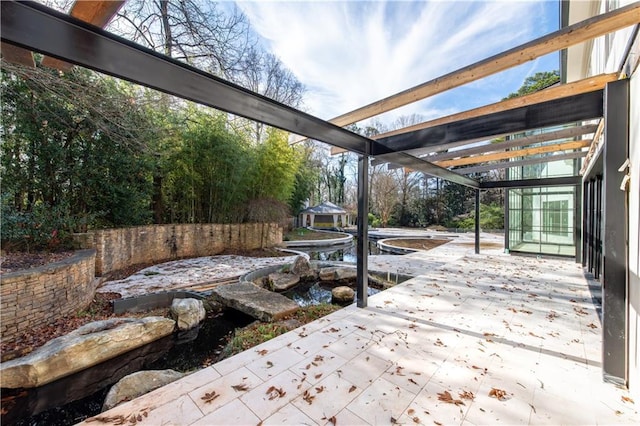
[437,390,465,406]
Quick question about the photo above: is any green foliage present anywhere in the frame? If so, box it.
[368,212,381,228]
[503,70,560,100]
[447,203,504,230]
[251,128,299,203]
[163,109,251,223]
[289,144,321,214]
[1,64,154,249]
[0,196,95,252]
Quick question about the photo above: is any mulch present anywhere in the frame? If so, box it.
[0,250,76,274]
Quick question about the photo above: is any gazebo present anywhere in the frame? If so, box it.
[299,202,348,229]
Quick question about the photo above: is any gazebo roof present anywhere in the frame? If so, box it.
[300,202,347,215]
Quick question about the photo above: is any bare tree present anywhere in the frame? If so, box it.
[110,0,252,77]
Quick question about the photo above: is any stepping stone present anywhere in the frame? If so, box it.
[211,281,299,322]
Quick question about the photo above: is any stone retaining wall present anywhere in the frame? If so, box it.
[1,250,97,341]
[86,223,282,276]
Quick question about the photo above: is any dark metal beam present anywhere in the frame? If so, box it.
[382,152,478,188]
[372,90,603,156]
[1,1,479,189]
[602,79,629,385]
[0,1,372,154]
[378,123,597,167]
[418,124,597,162]
[356,152,370,308]
[474,189,480,254]
[479,176,581,189]
[453,151,587,175]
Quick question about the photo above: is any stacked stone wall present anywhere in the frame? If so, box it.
[1,250,97,341]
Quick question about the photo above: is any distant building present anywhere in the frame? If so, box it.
[299,202,349,229]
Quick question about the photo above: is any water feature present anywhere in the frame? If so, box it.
[298,240,383,262]
[283,280,381,307]
[4,309,253,426]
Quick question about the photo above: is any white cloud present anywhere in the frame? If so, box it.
[236,0,558,124]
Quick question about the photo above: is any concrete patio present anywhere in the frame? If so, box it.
[81,236,639,425]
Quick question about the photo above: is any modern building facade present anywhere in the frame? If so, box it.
[562,0,639,402]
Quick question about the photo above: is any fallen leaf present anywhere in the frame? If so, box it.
[587,323,598,329]
[407,409,415,415]
[266,386,286,400]
[314,355,325,362]
[302,390,315,405]
[266,361,274,368]
[315,386,325,393]
[201,391,220,403]
[315,373,323,379]
[437,390,465,406]
[408,378,418,385]
[349,385,357,393]
[232,384,249,392]
[321,415,337,425]
[459,390,474,400]
[622,396,635,404]
[412,417,420,423]
[488,388,508,401]
[257,349,268,356]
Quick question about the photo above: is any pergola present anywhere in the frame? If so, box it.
[2,0,639,383]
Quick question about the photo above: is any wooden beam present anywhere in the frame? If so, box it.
[328,3,639,128]
[336,74,615,155]
[377,123,597,167]
[1,41,34,67]
[436,140,591,168]
[370,90,603,156]
[42,1,125,71]
[452,151,587,175]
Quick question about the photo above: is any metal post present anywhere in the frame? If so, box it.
[475,189,480,254]
[602,79,629,384]
[504,188,510,252]
[356,148,370,308]
[575,184,582,263]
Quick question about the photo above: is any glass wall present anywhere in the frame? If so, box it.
[506,130,580,256]
[508,186,576,256]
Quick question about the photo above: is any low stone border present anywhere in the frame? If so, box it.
[1,249,97,341]
[283,229,353,248]
[111,291,206,314]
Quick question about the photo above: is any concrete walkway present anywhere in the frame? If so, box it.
[82,235,639,425]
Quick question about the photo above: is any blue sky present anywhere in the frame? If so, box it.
[235,0,560,127]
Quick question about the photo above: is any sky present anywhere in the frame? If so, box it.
[235,0,560,128]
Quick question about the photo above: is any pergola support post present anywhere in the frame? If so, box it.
[602,79,629,384]
[475,189,480,254]
[356,150,370,308]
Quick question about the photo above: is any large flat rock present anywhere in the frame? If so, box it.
[0,317,175,388]
[211,281,299,322]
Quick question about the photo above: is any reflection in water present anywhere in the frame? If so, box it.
[299,240,382,262]
[283,280,381,307]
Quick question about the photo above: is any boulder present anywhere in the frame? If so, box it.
[170,298,206,330]
[0,317,176,388]
[319,267,339,281]
[332,286,355,304]
[319,267,357,282]
[335,267,357,281]
[291,256,315,279]
[102,369,186,411]
[268,272,300,292]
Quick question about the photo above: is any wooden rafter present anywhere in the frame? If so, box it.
[328,2,639,127]
[1,41,35,67]
[379,123,597,167]
[435,140,592,168]
[452,151,587,175]
[41,1,126,70]
[334,73,616,155]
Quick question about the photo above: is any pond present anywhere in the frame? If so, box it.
[283,280,382,307]
[298,240,384,262]
[3,309,253,426]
